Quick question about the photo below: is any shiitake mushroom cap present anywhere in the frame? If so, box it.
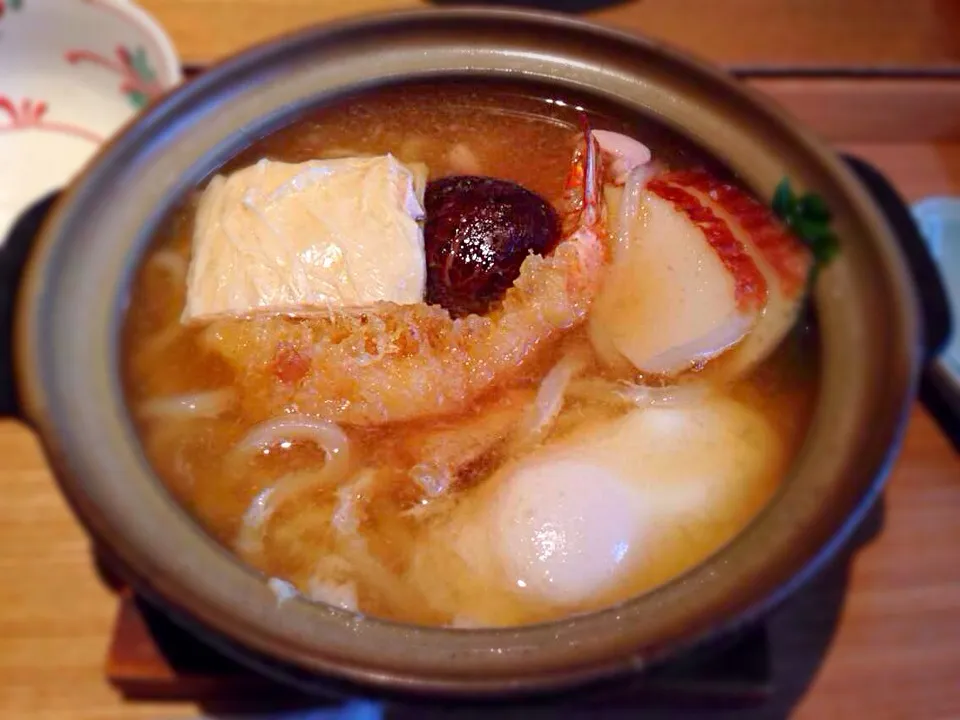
[424,176,560,317]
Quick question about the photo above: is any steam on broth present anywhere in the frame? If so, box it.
[122,81,819,628]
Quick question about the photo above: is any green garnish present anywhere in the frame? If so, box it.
[772,178,839,268]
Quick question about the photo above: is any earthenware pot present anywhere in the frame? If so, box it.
[0,9,950,699]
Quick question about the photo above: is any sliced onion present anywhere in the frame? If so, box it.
[139,389,236,420]
[515,350,587,448]
[566,377,712,408]
[638,311,756,375]
[332,469,376,536]
[306,556,360,612]
[617,381,712,407]
[564,377,628,406]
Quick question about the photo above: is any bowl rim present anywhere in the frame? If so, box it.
[3,0,183,87]
[90,0,183,86]
[15,6,921,696]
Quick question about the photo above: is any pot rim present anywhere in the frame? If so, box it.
[15,7,921,696]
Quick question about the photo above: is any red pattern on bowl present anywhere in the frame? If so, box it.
[0,0,181,240]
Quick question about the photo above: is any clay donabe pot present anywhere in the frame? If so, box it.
[0,8,951,699]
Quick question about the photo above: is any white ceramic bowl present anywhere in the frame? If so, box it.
[0,0,181,240]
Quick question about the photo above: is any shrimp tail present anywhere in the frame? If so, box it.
[581,115,599,228]
[562,115,604,235]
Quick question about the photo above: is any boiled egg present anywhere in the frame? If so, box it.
[492,457,646,604]
[446,394,784,612]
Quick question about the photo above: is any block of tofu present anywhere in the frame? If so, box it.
[182,155,428,323]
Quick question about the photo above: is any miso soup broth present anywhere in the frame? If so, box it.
[122,81,819,627]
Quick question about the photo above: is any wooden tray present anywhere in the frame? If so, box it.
[105,588,773,707]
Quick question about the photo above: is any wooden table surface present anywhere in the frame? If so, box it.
[140,0,960,74]
[2,2,960,719]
